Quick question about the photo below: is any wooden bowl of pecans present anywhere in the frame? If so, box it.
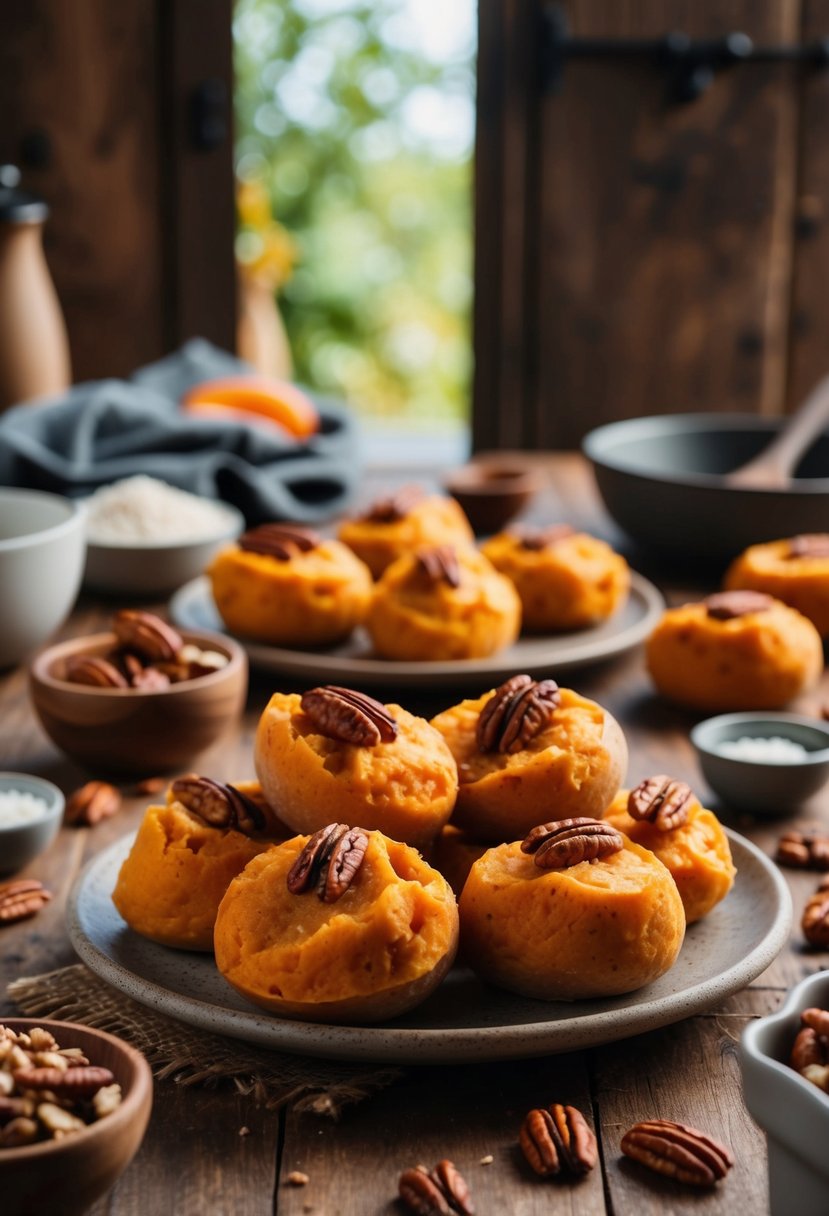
[1,1017,152,1216]
[28,610,247,777]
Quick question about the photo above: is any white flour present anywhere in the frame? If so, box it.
[85,476,235,543]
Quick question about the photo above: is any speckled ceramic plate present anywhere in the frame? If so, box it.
[67,830,791,1064]
[168,572,664,688]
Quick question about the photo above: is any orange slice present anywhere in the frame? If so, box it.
[182,376,319,439]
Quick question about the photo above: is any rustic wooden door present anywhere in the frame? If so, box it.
[0,0,235,383]
[474,0,829,450]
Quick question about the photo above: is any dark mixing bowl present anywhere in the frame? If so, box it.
[583,414,829,563]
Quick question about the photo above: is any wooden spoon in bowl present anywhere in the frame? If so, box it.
[726,373,829,489]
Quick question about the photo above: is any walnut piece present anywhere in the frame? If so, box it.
[521,818,624,870]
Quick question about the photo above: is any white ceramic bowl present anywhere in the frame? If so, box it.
[741,971,829,1216]
[0,772,64,874]
[0,488,86,669]
[83,500,244,596]
[691,712,829,814]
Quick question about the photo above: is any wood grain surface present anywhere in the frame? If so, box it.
[1,456,826,1215]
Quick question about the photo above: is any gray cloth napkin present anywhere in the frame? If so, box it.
[0,339,361,524]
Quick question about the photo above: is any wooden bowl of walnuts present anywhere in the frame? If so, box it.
[1,1017,153,1216]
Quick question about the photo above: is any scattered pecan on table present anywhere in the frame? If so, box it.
[64,781,122,828]
[521,818,624,870]
[0,879,52,925]
[171,776,265,836]
[398,1159,475,1215]
[802,876,829,947]
[476,674,561,754]
[620,1119,734,1187]
[300,685,398,747]
[286,823,369,903]
[519,1102,597,1178]
[238,523,320,560]
[776,829,829,871]
[627,775,694,831]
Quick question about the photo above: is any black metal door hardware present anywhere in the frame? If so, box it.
[542,3,829,104]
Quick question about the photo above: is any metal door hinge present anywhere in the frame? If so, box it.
[542,3,829,104]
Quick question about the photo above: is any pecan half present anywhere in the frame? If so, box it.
[238,523,320,560]
[627,775,694,831]
[513,523,575,551]
[476,674,561,754]
[65,781,122,827]
[300,685,398,746]
[801,1006,829,1038]
[112,610,183,663]
[704,591,774,620]
[0,879,52,924]
[171,776,265,835]
[286,823,369,903]
[360,484,424,523]
[63,655,128,689]
[790,1026,825,1073]
[521,818,624,870]
[620,1119,734,1187]
[399,1160,474,1215]
[416,545,461,588]
[788,534,829,559]
[130,666,171,691]
[12,1066,114,1099]
[519,1103,597,1178]
[802,876,829,947]
[776,829,829,870]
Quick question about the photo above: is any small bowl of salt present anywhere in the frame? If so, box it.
[82,476,245,597]
[0,773,64,874]
[691,712,829,815]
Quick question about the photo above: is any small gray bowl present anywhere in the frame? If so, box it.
[0,772,64,874]
[691,712,829,814]
[741,971,829,1216]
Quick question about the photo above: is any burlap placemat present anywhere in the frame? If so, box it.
[7,964,402,1116]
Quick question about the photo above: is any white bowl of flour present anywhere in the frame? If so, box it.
[82,476,245,597]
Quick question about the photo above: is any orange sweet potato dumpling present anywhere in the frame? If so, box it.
[431,686,627,843]
[603,789,735,925]
[112,799,273,951]
[214,830,459,1022]
[338,493,474,580]
[254,691,458,850]
[460,835,685,1001]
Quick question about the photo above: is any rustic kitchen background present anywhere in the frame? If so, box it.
[2,1,828,451]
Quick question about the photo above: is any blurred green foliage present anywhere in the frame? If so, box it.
[233,0,474,426]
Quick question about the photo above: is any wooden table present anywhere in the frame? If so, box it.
[2,455,827,1215]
